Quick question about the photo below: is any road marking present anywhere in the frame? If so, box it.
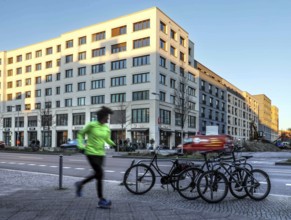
[120,171,125,174]
[63,167,71,169]
[8,162,16,164]
[39,165,46,167]
[18,156,43,160]
[75,168,85,170]
[286,184,291,187]
[105,170,115,173]
[50,166,58,168]
[1,162,6,163]
[28,164,36,166]
[17,163,25,165]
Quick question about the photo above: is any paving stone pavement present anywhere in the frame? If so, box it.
[0,169,291,220]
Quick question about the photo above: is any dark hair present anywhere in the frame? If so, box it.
[97,106,113,121]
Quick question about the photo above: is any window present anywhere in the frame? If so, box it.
[111,93,126,103]
[180,36,185,46]
[132,90,149,101]
[188,72,195,82]
[78,51,86,60]
[17,55,22,62]
[133,37,150,49]
[132,72,149,84]
[111,42,126,53]
[35,103,41,109]
[111,76,126,87]
[180,83,185,92]
[16,80,22,87]
[159,56,166,68]
[35,76,41,84]
[209,84,212,93]
[65,54,73,63]
[92,31,105,41]
[65,69,73,78]
[16,92,21,99]
[188,115,196,128]
[45,74,52,82]
[133,55,150,66]
[8,57,13,64]
[56,101,60,108]
[188,87,195,96]
[160,91,166,102]
[189,101,196,111]
[170,95,175,104]
[159,74,166,85]
[66,40,73,48]
[57,45,61,52]
[15,116,24,127]
[56,59,61,67]
[36,50,42,58]
[73,113,85,125]
[65,99,72,107]
[111,25,127,37]
[46,61,52,69]
[91,95,104,104]
[3,118,12,127]
[111,59,126,70]
[65,84,73,93]
[132,108,149,123]
[78,67,86,76]
[133,19,150,31]
[78,36,86,45]
[56,114,68,126]
[28,116,38,127]
[170,29,176,40]
[16,67,22,75]
[45,88,52,96]
[7,94,12,100]
[7,81,13,88]
[26,53,32,60]
[160,109,171,124]
[7,69,13,76]
[180,67,185,77]
[56,72,61,80]
[175,112,182,126]
[170,62,176,72]
[78,82,86,91]
[92,47,105,57]
[77,97,86,106]
[170,46,176,56]
[160,39,166,50]
[35,89,41,97]
[91,79,105,89]
[56,86,60,94]
[180,52,185,62]
[25,91,31,98]
[46,47,53,55]
[170,79,176,89]
[92,63,105,73]
[160,21,166,33]
[35,63,42,71]
[25,65,31,73]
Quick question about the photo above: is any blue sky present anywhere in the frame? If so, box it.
[1,0,290,130]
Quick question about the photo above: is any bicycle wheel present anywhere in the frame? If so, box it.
[123,164,155,195]
[229,168,248,199]
[244,169,271,201]
[197,170,228,203]
[176,167,203,200]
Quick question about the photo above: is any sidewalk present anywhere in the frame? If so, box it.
[1,169,291,220]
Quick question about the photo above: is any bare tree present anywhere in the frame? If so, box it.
[173,75,191,153]
[38,106,55,148]
[111,102,131,151]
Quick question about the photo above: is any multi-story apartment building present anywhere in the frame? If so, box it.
[0,7,199,148]
[252,94,272,141]
[196,62,260,141]
[271,105,279,141]
[196,62,227,135]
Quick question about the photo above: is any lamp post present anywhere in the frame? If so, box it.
[152,92,160,147]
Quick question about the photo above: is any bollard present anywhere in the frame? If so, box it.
[59,154,63,189]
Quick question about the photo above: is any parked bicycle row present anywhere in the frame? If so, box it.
[123,146,271,203]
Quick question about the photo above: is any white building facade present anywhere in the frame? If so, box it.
[0,7,199,148]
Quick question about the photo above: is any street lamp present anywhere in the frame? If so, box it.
[152,92,160,146]
[12,106,20,147]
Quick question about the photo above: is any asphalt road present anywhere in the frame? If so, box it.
[1,151,291,197]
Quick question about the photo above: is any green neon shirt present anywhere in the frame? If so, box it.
[77,121,115,156]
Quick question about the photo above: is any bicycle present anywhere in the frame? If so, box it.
[197,156,271,203]
[123,147,192,195]
[176,148,254,200]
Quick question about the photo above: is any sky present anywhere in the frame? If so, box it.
[0,0,290,130]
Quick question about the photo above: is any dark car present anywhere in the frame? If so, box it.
[0,141,6,149]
